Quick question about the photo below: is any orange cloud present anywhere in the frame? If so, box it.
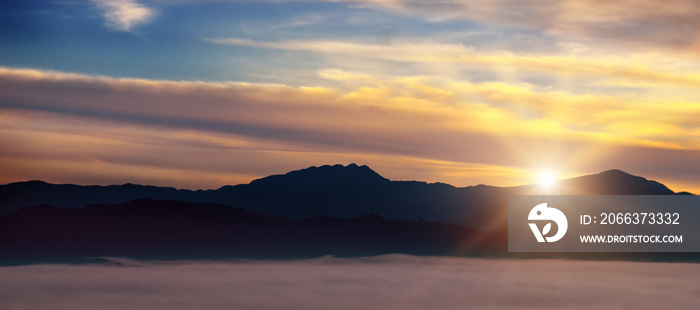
[1,67,699,192]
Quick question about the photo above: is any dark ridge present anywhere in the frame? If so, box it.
[0,199,492,265]
[0,166,688,231]
[250,163,388,186]
[570,169,675,195]
[1,199,697,265]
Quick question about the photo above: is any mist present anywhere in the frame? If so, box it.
[2,255,699,309]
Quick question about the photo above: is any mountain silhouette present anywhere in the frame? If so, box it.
[514,169,676,195]
[0,166,695,264]
[0,199,494,264]
[462,169,679,230]
[1,198,694,265]
[0,165,685,231]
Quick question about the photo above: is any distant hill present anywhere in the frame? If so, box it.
[513,169,677,195]
[462,169,680,230]
[0,199,497,265]
[1,198,696,265]
[0,164,683,231]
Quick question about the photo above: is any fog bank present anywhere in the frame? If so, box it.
[2,255,699,309]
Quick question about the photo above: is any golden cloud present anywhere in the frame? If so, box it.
[1,67,699,192]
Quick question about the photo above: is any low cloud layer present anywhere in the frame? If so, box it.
[1,255,699,309]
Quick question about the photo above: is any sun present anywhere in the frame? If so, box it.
[537,170,557,191]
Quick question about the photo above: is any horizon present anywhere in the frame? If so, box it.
[2,1,700,194]
[2,164,688,195]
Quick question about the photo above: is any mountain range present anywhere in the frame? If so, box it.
[0,164,693,264]
[0,164,683,229]
[0,198,502,264]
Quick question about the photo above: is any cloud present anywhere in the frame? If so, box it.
[207,37,700,89]
[86,0,699,48]
[1,67,699,192]
[90,0,156,31]
[205,37,476,60]
[318,69,375,81]
[272,14,329,28]
[342,0,700,52]
[1,256,700,309]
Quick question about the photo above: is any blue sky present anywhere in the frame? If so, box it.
[1,1,552,83]
[1,0,700,192]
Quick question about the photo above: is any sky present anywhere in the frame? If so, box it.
[1,0,699,192]
[2,255,700,309]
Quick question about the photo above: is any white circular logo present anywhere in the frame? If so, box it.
[528,203,568,242]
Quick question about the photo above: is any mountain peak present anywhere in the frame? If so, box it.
[249,163,388,187]
[596,169,633,177]
[600,168,625,173]
[561,169,675,195]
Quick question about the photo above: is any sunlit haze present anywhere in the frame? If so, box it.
[536,170,557,192]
